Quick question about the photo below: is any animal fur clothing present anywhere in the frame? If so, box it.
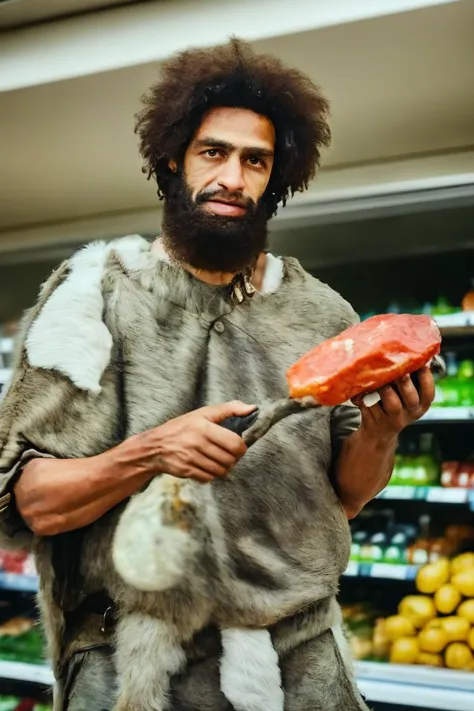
[0,236,369,711]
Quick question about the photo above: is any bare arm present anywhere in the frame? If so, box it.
[334,367,435,519]
[13,401,254,536]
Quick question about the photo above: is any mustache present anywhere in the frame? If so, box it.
[195,189,256,211]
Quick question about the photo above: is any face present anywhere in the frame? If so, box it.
[182,107,275,217]
[162,107,276,273]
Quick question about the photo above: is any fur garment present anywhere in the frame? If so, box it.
[0,236,369,711]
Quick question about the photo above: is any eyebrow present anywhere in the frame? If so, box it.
[194,137,274,158]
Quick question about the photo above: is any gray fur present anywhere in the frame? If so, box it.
[0,238,368,710]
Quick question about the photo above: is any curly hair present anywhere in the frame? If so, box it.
[135,37,331,216]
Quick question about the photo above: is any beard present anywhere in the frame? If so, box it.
[161,174,269,273]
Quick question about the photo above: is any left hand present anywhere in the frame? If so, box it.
[353,366,435,444]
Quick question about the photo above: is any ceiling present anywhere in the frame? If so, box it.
[0,0,138,30]
[0,0,473,236]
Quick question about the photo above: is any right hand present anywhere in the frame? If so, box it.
[140,401,256,483]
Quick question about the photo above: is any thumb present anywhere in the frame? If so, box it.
[202,400,257,424]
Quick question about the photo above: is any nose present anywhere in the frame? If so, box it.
[217,155,245,193]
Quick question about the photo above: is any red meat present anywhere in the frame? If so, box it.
[286,314,441,407]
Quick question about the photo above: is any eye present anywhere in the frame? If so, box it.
[203,149,221,158]
[248,156,265,168]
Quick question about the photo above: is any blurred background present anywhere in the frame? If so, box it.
[0,1,474,710]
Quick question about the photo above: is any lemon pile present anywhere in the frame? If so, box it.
[384,553,474,670]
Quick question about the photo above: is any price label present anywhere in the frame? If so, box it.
[371,564,412,580]
[344,561,359,577]
[427,488,467,504]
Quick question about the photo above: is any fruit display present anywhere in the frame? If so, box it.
[381,554,474,670]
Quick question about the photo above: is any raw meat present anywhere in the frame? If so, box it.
[286,314,441,407]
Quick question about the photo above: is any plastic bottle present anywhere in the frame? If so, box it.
[435,353,460,408]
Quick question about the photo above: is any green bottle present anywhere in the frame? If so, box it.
[436,352,460,408]
[457,360,474,407]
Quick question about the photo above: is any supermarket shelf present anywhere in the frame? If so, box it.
[356,661,474,710]
[377,485,474,508]
[0,661,53,686]
[0,572,38,593]
[344,562,419,580]
[435,311,474,336]
[420,407,474,423]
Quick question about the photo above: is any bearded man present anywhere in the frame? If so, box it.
[0,39,434,711]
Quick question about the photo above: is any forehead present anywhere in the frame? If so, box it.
[193,106,275,150]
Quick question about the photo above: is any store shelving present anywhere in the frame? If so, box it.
[344,562,419,580]
[2,658,473,710]
[377,486,474,507]
[356,662,474,711]
[0,661,53,687]
[0,573,38,594]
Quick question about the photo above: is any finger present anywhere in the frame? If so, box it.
[190,471,214,484]
[203,400,257,424]
[395,374,420,411]
[192,453,228,478]
[206,423,248,457]
[379,385,403,416]
[197,441,235,470]
[416,366,436,410]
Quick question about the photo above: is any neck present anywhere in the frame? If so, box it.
[153,238,267,291]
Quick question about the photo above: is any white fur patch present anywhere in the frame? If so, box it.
[25,235,146,394]
[260,253,284,295]
[220,628,284,711]
[112,475,199,592]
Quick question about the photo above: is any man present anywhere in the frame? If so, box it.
[0,39,434,710]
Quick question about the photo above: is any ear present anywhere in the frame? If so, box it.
[168,159,178,173]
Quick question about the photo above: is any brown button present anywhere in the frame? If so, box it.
[214,321,225,333]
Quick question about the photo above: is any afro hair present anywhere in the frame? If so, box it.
[135,37,331,216]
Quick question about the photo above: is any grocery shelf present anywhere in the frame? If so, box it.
[435,311,474,336]
[344,562,419,580]
[356,661,474,710]
[0,661,53,687]
[0,572,38,593]
[420,407,474,423]
[377,485,474,508]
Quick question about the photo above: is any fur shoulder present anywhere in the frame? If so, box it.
[24,235,150,395]
[286,260,359,337]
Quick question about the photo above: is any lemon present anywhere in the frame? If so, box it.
[384,615,416,642]
[451,569,474,598]
[468,628,474,652]
[418,626,449,654]
[398,596,437,629]
[434,584,461,615]
[451,552,474,576]
[445,642,474,670]
[416,559,450,594]
[457,599,474,624]
[390,637,419,665]
[440,616,470,643]
[417,652,444,667]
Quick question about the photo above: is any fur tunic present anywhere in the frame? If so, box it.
[0,236,369,711]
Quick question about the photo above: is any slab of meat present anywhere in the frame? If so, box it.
[286,314,441,407]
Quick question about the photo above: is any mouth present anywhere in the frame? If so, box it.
[203,199,247,217]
